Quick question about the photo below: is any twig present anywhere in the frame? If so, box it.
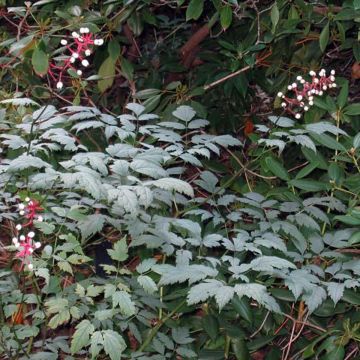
[250,310,270,338]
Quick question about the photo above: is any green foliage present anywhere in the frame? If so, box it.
[1,1,360,359]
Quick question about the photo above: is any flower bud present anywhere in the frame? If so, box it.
[72,31,79,38]
[60,39,68,45]
[35,242,41,249]
[12,237,18,244]
[85,49,91,56]
[295,113,301,119]
[25,197,30,202]
[19,210,25,216]
[19,203,25,210]
[16,224,22,231]
[56,81,63,89]
[72,52,79,59]
[28,231,35,238]
[20,235,25,241]
[77,69,83,76]
[82,59,89,67]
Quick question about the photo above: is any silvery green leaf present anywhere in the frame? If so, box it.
[258,139,286,154]
[137,275,158,294]
[130,159,168,178]
[353,133,360,148]
[103,330,127,360]
[305,122,347,135]
[126,102,145,116]
[250,256,296,271]
[159,121,186,130]
[148,178,194,197]
[7,154,51,172]
[112,291,136,316]
[215,286,234,310]
[172,327,194,345]
[77,214,106,239]
[0,134,27,149]
[292,135,317,152]
[70,319,94,354]
[302,286,327,313]
[213,135,242,147]
[136,258,158,274]
[254,233,286,252]
[268,116,295,127]
[179,153,202,166]
[91,331,103,359]
[71,120,104,133]
[234,283,280,312]
[172,105,196,122]
[326,282,345,305]
[188,119,209,129]
[138,113,159,121]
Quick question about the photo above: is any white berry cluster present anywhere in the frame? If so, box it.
[48,27,104,90]
[12,197,44,271]
[277,69,336,119]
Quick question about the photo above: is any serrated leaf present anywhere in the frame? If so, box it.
[107,238,128,262]
[112,291,136,316]
[265,157,290,180]
[71,319,94,354]
[103,330,127,360]
[137,275,158,294]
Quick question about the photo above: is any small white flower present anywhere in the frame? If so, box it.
[35,242,41,249]
[60,39,68,46]
[56,81,63,89]
[72,31,79,38]
[29,248,34,254]
[81,59,89,67]
[20,235,25,241]
[314,78,319,84]
[309,96,314,101]
[304,106,309,111]
[288,85,292,90]
[296,76,302,81]
[19,210,25,216]
[292,83,297,88]
[322,85,327,90]
[25,197,30,202]
[37,215,43,222]
[77,69,83,76]
[19,203,25,210]
[311,89,316,94]
[80,27,86,33]
[301,79,305,84]
[28,201,33,205]
[319,91,323,96]
[300,102,304,107]
[330,75,335,82]
[297,95,303,101]
[309,100,314,106]
[281,102,286,108]
[331,70,335,75]
[309,70,316,76]
[295,113,301,119]
[15,242,20,248]
[28,263,33,271]
[277,92,283,97]
[72,52,79,59]
[70,57,76,63]
[16,224,22,231]
[12,237,18,244]
[85,49,91,56]
[332,83,337,87]
[28,231,35,238]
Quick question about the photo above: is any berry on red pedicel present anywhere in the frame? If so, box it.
[48,28,104,90]
[277,69,336,119]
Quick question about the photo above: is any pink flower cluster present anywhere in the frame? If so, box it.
[277,69,336,119]
[12,198,44,271]
[48,27,104,90]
